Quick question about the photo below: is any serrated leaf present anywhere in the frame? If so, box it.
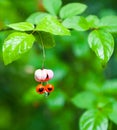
[26,12,50,25]
[36,15,70,35]
[99,16,117,33]
[108,102,117,124]
[43,0,62,15]
[62,16,89,31]
[60,3,87,19]
[80,110,108,130]
[102,79,117,94]
[86,15,100,28]
[2,32,35,65]
[7,22,34,31]
[34,31,55,48]
[88,30,114,64]
[71,91,96,109]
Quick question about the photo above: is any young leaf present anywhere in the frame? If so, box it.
[101,102,113,117]
[71,91,97,109]
[43,0,62,15]
[96,97,114,115]
[80,110,108,130]
[99,16,117,33]
[59,3,87,19]
[3,32,35,65]
[88,30,114,64]
[108,102,117,124]
[26,12,50,25]
[7,22,34,31]
[36,15,70,35]
[62,16,89,31]
[86,15,100,28]
[34,31,56,48]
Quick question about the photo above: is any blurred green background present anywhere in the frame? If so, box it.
[0,0,117,130]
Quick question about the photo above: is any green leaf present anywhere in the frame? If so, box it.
[96,97,114,114]
[102,79,117,94]
[100,102,113,116]
[62,16,89,31]
[7,22,34,31]
[26,12,50,25]
[71,91,97,109]
[36,15,70,35]
[59,3,87,19]
[108,102,117,124]
[43,0,62,15]
[88,30,114,64]
[86,15,100,28]
[99,16,117,33]
[3,32,35,65]
[80,110,108,130]
[34,31,56,48]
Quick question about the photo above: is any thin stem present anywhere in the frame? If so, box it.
[38,32,46,69]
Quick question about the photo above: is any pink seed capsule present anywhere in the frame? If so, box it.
[34,69,54,82]
[44,69,54,81]
[34,69,47,82]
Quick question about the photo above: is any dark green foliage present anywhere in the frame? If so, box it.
[1,0,117,130]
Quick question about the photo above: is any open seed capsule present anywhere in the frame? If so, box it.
[36,84,45,94]
[45,84,54,93]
